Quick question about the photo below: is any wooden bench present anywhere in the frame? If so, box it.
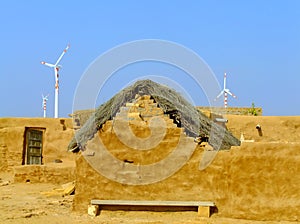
[90,199,215,217]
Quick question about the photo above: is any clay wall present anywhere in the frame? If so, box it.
[226,115,300,142]
[197,106,263,116]
[13,162,75,184]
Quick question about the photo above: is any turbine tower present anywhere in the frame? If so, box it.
[215,72,237,108]
[42,94,49,118]
[41,44,70,118]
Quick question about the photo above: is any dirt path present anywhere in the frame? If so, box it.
[0,173,299,224]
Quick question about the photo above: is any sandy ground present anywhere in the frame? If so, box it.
[0,173,299,224]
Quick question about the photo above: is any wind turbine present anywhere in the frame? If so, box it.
[42,94,49,118]
[41,44,70,118]
[215,72,237,108]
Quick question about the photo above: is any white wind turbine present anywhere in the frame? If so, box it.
[42,94,49,118]
[215,72,237,108]
[41,44,70,118]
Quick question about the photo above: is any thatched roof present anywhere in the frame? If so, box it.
[68,79,240,151]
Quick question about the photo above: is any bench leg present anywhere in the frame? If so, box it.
[88,204,99,217]
[198,206,210,217]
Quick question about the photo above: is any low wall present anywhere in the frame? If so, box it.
[197,106,263,116]
[226,115,300,142]
[13,162,76,184]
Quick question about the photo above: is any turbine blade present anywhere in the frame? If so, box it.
[214,91,224,100]
[41,61,55,67]
[55,44,70,66]
[227,91,237,98]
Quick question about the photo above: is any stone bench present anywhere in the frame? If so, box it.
[89,199,215,217]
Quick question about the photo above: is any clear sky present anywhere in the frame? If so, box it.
[0,0,299,117]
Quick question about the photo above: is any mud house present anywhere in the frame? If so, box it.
[68,80,242,216]
[0,118,76,184]
[68,80,300,221]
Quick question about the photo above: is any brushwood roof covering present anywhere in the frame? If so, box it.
[68,79,240,151]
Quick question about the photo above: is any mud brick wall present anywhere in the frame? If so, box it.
[197,107,263,116]
[74,141,300,221]
[13,162,75,184]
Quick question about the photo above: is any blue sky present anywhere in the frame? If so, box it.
[0,1,299,117]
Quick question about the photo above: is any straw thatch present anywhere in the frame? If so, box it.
[68,79,240,151]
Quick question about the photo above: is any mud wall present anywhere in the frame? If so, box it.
[74,142,300,221]
[197,106,263,116]
[0,118,76,172]
[13,162,75,184]
[74,115,300,221]
[226,115,300,142]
